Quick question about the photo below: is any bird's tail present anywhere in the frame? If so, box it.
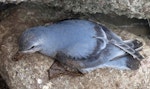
[105,39,144,70]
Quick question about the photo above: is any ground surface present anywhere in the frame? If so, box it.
[0,2,150,89]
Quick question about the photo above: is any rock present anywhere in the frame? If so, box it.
[1,0,150,19]
[48,0,150,19]
[0,2,150,89]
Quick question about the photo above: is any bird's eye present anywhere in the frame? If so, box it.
[29,46,35,50]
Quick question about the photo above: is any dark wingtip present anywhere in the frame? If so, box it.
[128,39,145,61]
[126,56,141,70]
[132,39,143,50]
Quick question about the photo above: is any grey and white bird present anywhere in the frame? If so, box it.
[19,19,144,74]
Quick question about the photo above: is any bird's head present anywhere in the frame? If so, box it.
[18,27,46,53]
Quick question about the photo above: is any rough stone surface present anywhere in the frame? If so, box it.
[1,0,150,19]
[0,2,150,89]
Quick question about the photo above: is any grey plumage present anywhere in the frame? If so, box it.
[19,19,144,74]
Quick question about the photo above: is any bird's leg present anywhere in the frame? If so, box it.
[48,60,67,79]
[48,60,84,80]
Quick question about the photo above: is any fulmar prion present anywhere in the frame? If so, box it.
[18,19,144,75]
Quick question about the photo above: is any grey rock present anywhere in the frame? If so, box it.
[1,0,150,19]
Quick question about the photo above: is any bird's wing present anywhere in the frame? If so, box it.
[109,39,143,60]
[54,25,126,69]
[93,25,108,51]
[99,25,144,60]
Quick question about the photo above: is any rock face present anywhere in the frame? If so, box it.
[1,0,150,19]
[0,2,150,89]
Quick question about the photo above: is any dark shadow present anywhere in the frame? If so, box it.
[0,75,9,89]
